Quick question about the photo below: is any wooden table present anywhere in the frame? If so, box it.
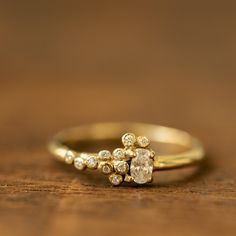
[0,1,235,236]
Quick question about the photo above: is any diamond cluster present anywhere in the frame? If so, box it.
[64,133,155,186]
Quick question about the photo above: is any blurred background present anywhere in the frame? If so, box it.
[0,1,236,236]
[0,0,235,129]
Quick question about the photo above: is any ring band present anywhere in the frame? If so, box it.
[48,123,205,186]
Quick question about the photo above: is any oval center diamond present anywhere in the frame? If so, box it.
[130,148,153,184]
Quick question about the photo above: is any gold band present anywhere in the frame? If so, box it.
[48,123,205,185]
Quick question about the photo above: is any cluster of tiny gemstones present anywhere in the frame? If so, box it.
[64,133,155,186]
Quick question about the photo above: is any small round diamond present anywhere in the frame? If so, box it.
[98,150,111,161]
[122,133,136,147]
[114,161,129,174]
[113,148,125,160]
[86,156,98,169]
[137,136,150,147]
[109,174,123,186]
[74,157,86,170]
[101,163,113,174]
[65,151,75,164]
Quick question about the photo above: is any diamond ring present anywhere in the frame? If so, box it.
[48,123,205,186]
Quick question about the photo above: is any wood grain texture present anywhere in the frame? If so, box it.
[0,1,236,236]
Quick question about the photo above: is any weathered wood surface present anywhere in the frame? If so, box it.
[0,1,235,236]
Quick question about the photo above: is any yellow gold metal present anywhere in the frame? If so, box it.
[48,123,205,185]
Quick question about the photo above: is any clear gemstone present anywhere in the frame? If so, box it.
[109,174,123,186]
[130,148,153,184]
[101,163,113,174]
[137,136,150,147]
[65,151,74,164]
[86,156,98,168]
[74,157,85,170]
[98,150,111,161]
[122,133,136,147]
[114,161,129,174]
[113,148,125,160]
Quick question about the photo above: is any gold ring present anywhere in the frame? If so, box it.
[48,123,205,186]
